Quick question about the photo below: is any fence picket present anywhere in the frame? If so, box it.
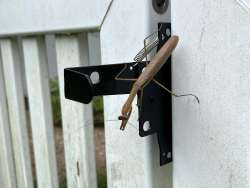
[0,51,17,188]
[55,33,97,188]
[0,39,33,188]
[22,37,59,188]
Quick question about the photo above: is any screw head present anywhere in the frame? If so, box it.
[152,0,169,14]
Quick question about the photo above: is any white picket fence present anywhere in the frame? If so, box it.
[0,1,172,188]
[0,33,172,188]
[0,34,96,188]
[2,0,250,187]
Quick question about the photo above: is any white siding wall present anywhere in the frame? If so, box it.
[172,0,250,187]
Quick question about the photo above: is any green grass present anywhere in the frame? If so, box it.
[50,79,62,126]
[97,170,107,188]
[59,175,67,188]
[92,96,104,126]
[59,170,107,188]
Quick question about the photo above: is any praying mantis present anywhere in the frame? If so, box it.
[118,36,179,130]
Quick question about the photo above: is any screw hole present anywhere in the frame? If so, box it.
[166,28,171,37]
[156,0,165,6]
[143,121,151,131]
[90,71,100,84]
[152,0,169,14]
[167,152,171,158]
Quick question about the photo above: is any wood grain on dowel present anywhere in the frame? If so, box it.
[119,36,179,130]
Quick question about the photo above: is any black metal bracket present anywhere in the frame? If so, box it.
[64,23,172,166]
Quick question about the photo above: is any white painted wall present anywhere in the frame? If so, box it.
[172,0,250,187]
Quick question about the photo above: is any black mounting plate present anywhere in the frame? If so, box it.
[64,22,172,165]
